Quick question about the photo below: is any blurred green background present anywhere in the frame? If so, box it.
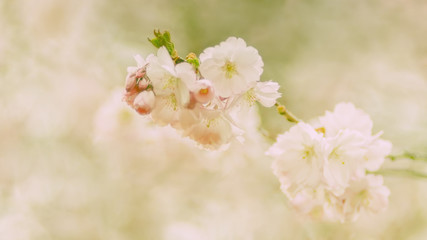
[1,0,427,239]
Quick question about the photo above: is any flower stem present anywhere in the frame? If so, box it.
[370,168,427,179]
[387,152,427,162]
[275,103,300,123]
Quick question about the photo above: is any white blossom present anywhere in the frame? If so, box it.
[147,47,196,107]
[122,35,280,149]
[267,102,392,222]
[253,81,281,107]
[182,109,233,150]
[363,135,392,171]
[319,102,373,137]
[323,129,368,195]
[289,187,339,221]
[335,175,390,222]
[320,102,392,174]
[267,122,327,196]
[199,37,263,98]
[242,81,281,107]
[150,95,181,126]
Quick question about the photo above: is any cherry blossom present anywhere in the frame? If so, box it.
[199,37,264,98]
[268,102,391,221]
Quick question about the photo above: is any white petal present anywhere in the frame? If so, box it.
[198,37,263,98]
[134,54,145,68]
[254,81,281,107]
[319,102,373,137]
[157,46,175,76]
[199,46,215,62]
[176,80,190,107]
[175,62,196,88]
[150,96,179,126]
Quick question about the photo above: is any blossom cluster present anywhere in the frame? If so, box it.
[124,36,281,149]
[267,103,392,222]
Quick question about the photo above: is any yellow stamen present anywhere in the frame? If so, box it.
[302,146,314,163]
[167,94,178,111]
[244,88,257,106]
[199,88,209,95]
[222,60,237,79]
[316,127,325,134]
[163,77,177,90]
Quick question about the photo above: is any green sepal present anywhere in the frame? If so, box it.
[175,58,185,64]
[185,52,200,69]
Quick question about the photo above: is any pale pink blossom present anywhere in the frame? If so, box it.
[267,122,327,197]
[182,109,233,150]
[323,129,368,195]
[335,175,390,222]
[199,37,263,98]
[267,102,392,222]
[191,79,215,104]
[147,47,196,107]
[241,81,281,107]
[319,102,373,137]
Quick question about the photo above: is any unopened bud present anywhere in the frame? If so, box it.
[135,68,145,79]
[123,89,138,106]
[138,78,149,91]
[277,105,286,115]
[133,91,155,115]
[125,73,137,92]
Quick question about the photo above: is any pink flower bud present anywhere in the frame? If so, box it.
[125,73,137,92]
[135,68,145,79]
[123,88,138,106]
[193,79,215,104]
[133,91,155,115]
[138,79,149,91]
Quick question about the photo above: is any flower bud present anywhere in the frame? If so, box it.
[133,91,155,115]
[135,68,145,79]
[192,79,214,104]
[123,88,138,106]
[138,78,149,91]
[125,73,137,92]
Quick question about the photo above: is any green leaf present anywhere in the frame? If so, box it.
[148,30,175,56]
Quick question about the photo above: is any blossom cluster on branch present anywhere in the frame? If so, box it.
[267,103,392,222]
[123,31,395,222]
[123,32,281,149]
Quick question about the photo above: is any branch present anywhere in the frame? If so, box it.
[370,168,427,179]
[387,152,427,162]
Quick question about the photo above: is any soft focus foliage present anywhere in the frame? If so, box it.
[1,0,427,239]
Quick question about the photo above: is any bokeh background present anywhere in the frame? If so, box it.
[1,0,427,239]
